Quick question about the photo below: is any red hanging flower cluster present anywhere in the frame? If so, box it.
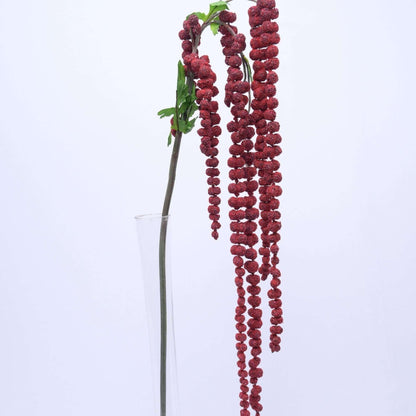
[218,10,264,416]
[163,2,283,415]
[248,0,283,354]
[180,16,222,239]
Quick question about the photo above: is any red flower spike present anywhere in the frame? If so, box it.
[179,36,223,239]
[219,11,269,415]
[176,5,284,414]
[249,0,283,360]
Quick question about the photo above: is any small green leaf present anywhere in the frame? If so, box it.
[187,11,208,21]
[177,119,186,133]
[167,132,173,146]
[176,83,188,105]
[210,22,220,35]
[185,117,197,133]
[188,102,199,118]
[171,115,178,130]
[210,0,229,7]
[176,61,188,106]
[177,60,185,84]
[177,118,196,134]
[178,101,189,115]
[197,12,208,21]
[157,107,176,118]
[209,0,229,16]
[190,83,197,101]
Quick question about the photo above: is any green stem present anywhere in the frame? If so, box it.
[157,23,200,416]
[158,129,182,416]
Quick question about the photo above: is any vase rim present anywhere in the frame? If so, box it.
[134,213,170,220]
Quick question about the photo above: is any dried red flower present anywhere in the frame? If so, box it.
[170,6,284,414]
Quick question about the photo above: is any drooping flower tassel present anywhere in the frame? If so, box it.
[180,15,222,239]
[248,0,283,352]
[219,11,265,415]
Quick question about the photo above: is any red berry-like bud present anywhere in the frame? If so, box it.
[265,58,280,70]
[183,53,198,66]
[249,15,264,27]
[248,6,260,17]
[245,248,257,259]
[261,21,279,34]
[231,244,246,256]
[258,0,276,8]
[248,296,261,308]
[250,37,262,50]
[253,87,266,100]
[219,10,237,23]
[264,84,276,97]
[233,256,244,267]
[264,109,276,120]
[228,68,244,81]
[245,208,259,220]
[245,261,259,274]
[248,307,262,318]
[207,183,221,194]
[196,89,213,100]
[212,125,221,136]
[260,8,272,21]
[207,177,220,186]
[182,40,193,53]
[248,367,263,378]
[198,64,211,78]
[249,357,261,368]
[271,8,279,19]
[234,81,250,93]
[267,97,279,109]
[265,45,279,58]
[221,35,234,47]
[225,55,242,67]
[178,29,190,40]
[250,49,265,61]
[253,69,267,82]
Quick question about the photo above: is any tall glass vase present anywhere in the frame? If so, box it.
[135,214,179,416]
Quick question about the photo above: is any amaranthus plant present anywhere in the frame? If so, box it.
[157,1,282,415]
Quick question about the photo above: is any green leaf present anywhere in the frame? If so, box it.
[162,60,199,142]
[176,83,188,105]
[190,83,197,101]
[188,102,199,118]
[209,0,229,16]
[171,115,178,130]
[177,119,188,133]
[177,60,185,84]
[187,12,208,21]
[176,61,188,106]
[197,12,208,21]
[210,22,220,35]
[157,107,176,118]
[177,117,197,134]
[178,101,188,115]
[185,117,197,133]
[210,0,229,7]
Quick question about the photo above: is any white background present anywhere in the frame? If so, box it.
[1,0,415,415]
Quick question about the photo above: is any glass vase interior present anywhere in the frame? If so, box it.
[135,213,179,416]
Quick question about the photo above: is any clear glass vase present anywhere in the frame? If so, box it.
[135,214,179,416]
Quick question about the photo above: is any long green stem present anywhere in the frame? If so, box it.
[157,15,214,413]
[158,130,182,416]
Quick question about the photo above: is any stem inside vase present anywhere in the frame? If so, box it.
[135,214,178,416]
